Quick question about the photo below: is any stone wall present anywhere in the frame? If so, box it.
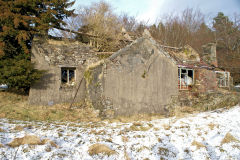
[86,37,179,116]
[194,68,218,93]
[28,38,99,105]
[202,43,217,67]
[29,37,221,116]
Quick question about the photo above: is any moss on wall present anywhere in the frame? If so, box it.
[83,60,108,115]
[97,54,111,60]
[84,69,93,87]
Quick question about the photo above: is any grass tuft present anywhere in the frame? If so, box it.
[192,140,206,149]
[158,147,176,157]
[88,144,116,156]
[8,135,42,147]
[221,132,239,145]
[0,128,6,132]
[13,126,24,131]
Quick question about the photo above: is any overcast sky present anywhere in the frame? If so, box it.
[73,0,240,24]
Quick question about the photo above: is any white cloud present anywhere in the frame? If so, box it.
[136,0,165,24]
[73,0,240,24]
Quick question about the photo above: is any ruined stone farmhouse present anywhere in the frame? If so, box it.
[29,32,231,116]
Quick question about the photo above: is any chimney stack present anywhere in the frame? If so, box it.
[202,43,218,67]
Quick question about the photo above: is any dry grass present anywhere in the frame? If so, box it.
[8,135,42,147]
[113,114,165,123]
[171,106,194,118]
[122,136,128,142]
[158,147,176,157]
[192,140,206,149]
[232,144,240,150]
[41,139,58,148]
[162,124,171,130]
[208,123,219,130]
[0,143,3,148]
[0,128,6,132]
[124,149,130,160]
[50,141,58,148]
[127,123,151,131]
[0,92,100,122]
[137,146,150,152]
[13,126,24,131]
[7,135,58,148]
[180,106,195,113]
[89,129,106,135]
[197,132,202,136]
[170,92,240,117]
[221,133,240,145]
[88,144,116,156]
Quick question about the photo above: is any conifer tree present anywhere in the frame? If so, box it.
[213,12,239,52]
[0,0,74,93]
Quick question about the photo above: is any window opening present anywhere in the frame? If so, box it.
[215,71,229,87]
[61,67,76,86]
[178,68,194,90]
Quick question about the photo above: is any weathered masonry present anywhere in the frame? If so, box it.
[29,32,231,116]
[28,38,99,105]
[86,35,179,115]
[161,43,220,93]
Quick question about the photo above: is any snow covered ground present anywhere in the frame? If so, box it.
[0,105,240,160]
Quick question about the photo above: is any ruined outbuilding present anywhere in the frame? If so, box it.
[29,32,232,116]
[29,38,99,105]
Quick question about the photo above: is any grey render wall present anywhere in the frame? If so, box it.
[87,37,179,116]
[28,38,98,105]
[29,36,179,116]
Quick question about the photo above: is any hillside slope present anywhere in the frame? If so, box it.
[1,105,240,159]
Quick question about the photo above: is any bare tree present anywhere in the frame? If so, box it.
[150,8,214,52]
[119,14,138,32]
[73,1,124,51]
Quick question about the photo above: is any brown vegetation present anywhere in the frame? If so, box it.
[41,139,59,148]
[8,135,42,147]
[113,114,165,123]
[13,126,24,131]
[1,90,238,123]
[88,143,116,156]
[170,91,240,117]
[221,132,239,145]
[0,128,6,132]
[192,140,206,149]
[149,8,214,52]
[0,92,100,122]
[158,147,176,157]
[7,135,58,148]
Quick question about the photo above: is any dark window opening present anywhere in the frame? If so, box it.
[61,67,76,86]
[61,69,68,83]
[182,69,187,73]
[188,70,193,77]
